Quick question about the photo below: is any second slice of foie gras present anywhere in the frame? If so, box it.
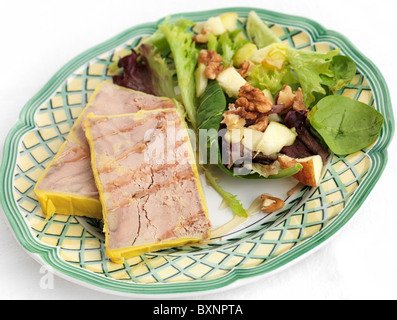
[34,81,176,219]
[84,109,211,263]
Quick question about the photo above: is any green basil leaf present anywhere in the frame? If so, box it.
[197,80,227,131]
[197,80,227,159]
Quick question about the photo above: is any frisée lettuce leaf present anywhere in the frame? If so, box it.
[287,48,340,107]
[202,166,247,218]
[159,18,199,128]
[247,64,298,95]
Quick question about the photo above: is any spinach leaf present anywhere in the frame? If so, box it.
[308,95,384,155]
[197,80,227,164]
[322,55,357,93]
[197,81,247,217]
[197,80,227,131]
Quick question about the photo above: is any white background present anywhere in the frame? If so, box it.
[0,0,396,300]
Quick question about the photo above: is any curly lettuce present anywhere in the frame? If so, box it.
[248,47,356,108]
[202,166,247,218]
[159,18,199,128]
[247,64,298,95]
[287,48,340,107]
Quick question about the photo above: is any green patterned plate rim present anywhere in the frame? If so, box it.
[0,7,394,297]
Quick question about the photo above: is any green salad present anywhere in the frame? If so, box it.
[111,11,384,218]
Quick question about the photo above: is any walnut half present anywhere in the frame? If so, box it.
[222,83,275,132]
[236,83,273,114]
[221,111,246,129]
[198,49,224,80]
[249,115,269,132]
[261,194,285,213]
[237,61,254,78]
[276,85,309,113]
[193,33,209,44]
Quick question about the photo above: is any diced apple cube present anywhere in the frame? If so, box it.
[251,46,271,64]
[216,66,247,98]
[203,17,226,36]
[219,12,238,32]
[224,129,244,145]
[262,89,275,104]
[233,43,258,67]
[251,43,288,68]
[278,154,323,187]
[195,63,208,98]
[268,113,282,123]
[193,22,205,34]
[296,155,323,187]
[241,129,265,151]
[256,121,297,155]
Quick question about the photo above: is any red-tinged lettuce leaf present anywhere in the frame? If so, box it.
[281,138,313,159]
[112,49,157,95]
[283,110,330,162]
[138,44,177,99]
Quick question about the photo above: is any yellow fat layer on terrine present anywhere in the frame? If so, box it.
[34,82,109,220]
[35,189,102,220]
[84,109,210,264]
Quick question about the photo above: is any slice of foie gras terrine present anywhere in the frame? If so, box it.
[84,109,211,263]
[34,81,176,220]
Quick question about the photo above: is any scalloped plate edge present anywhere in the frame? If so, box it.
[0,7,394,297]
